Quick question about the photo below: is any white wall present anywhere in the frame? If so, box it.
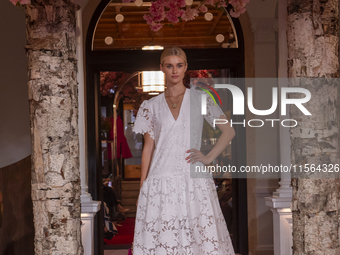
[0,1,30,168]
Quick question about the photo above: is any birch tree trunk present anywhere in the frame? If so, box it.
[287,0,340,254]
[25,1,83,254]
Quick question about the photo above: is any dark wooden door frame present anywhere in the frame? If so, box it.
[86,1,248,254]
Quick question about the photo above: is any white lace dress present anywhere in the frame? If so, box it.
[132,85,235,255]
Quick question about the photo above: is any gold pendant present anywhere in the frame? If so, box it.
[172,104,177,108]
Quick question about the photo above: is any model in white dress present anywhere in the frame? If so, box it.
[132,84,235,255]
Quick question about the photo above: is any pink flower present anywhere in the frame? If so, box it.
[143,14,164,31]
[166,9,180,23]
[239,7,246,14]
[166,0,185,8]
[229,9,238,18]
[150,23,163,31]
[229,0,239,10]
[10,0,30,5]
[157,0,167,6]
[229,7,246,18]
[228,0,239,6]
[143,14,154,25]
[177,9,186,17]
[199,5,208,13]
[217,0,227,8]
[181,8,198,21]
[227,0,249,17]
[177,0,186,8]
[149,1,166,22]
[205,0,219,6]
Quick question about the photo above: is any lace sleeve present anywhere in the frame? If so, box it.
[132,100,154,139]
[203,94,226,130]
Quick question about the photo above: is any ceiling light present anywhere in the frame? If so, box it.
[115,14,124,23]
[216,34,225,43]
[135,0,143,7]
[204,12,213,21]
[142,45,164,50]
[105,36,114,45]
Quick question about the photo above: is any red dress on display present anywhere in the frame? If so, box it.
[107,116,132,160]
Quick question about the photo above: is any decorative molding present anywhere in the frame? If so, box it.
[81,211,99,255]
[81,186,100,255]
[251,18,278,43]
[266,194,293,255]
[81,186,101,213]
[265,196,292,209]
[273,180,292,197]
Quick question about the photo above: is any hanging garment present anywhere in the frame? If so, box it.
[108,115,133,159]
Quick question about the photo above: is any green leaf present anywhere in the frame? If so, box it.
[165,23,175,29]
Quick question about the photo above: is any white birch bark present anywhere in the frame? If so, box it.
[25,0,83,254]
[287,0,340,254]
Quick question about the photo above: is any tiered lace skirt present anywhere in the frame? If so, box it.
[133,174,235,255]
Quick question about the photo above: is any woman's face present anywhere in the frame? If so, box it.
[160,55,187,86]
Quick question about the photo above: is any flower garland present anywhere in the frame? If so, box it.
[9,0,30,6]
[10,0,249,32]
[123,0,249,31]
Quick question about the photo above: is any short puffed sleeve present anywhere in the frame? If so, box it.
[203,93,226,130]
[132,100,154,139]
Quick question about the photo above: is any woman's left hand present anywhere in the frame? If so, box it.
[185,149,211,165]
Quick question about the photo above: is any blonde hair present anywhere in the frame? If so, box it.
[160,46,187,66]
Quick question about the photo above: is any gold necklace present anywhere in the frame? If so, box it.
[165,90,185,108]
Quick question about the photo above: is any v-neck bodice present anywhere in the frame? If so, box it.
[132,85,226,178]
[163,88,188,122]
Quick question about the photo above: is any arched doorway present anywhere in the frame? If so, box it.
[86,1,248,254]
